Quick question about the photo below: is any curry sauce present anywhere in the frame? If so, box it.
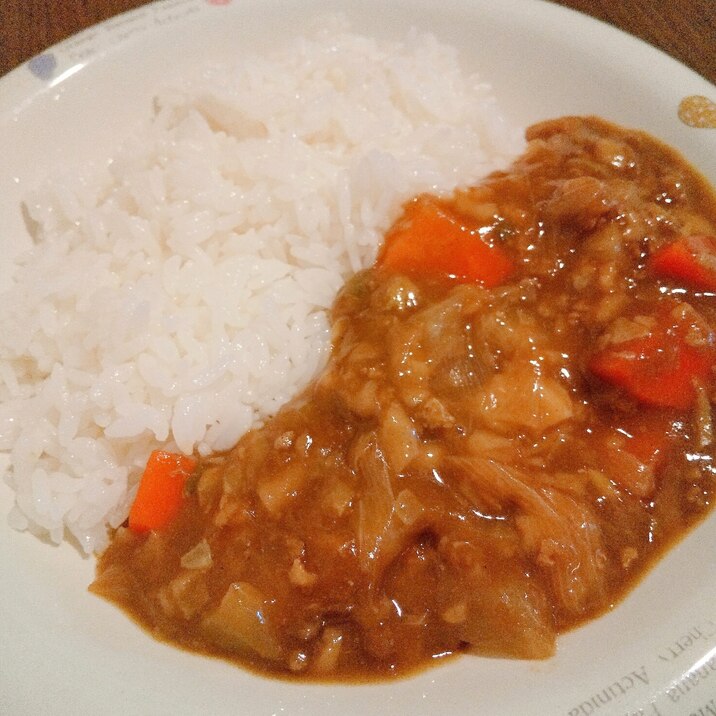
[92,117,716,680]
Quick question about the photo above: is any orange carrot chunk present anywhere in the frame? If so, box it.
[596,413,675,498]
[128,450,197,533]
[378,197,513,286]
[589,312,713,410]
[649,234,716,292]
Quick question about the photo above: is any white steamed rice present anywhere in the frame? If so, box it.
[0,20,522,553]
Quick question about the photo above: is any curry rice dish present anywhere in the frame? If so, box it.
[93,116,716,679]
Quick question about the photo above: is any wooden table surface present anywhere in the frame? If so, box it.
[1,0,715,83]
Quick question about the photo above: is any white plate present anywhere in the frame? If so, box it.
[1,1,715,714]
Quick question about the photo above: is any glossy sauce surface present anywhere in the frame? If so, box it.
[92,117,716,680]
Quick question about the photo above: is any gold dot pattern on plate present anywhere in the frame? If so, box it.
[678,95,716,128]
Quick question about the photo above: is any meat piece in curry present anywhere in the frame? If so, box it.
[92,116,716,679]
